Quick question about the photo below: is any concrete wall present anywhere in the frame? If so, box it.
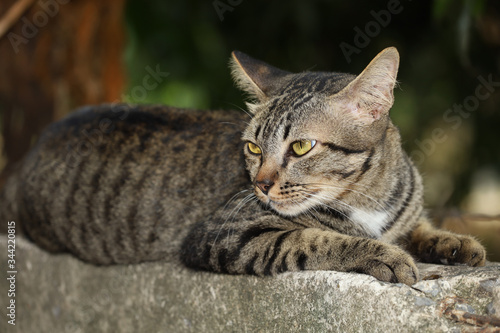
[1,236,499,332]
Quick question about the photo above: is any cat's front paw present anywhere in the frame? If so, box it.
[419,234,486,267]
[353,244,419,286]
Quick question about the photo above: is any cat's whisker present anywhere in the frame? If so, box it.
[302,193,357,225]
[226,193,256,225]
[289,190,344,219]
[213,191,255,247]
[230,192,256,225]
[306,201,332,224]
[219,121,247,127]
[317,177,372,191]
[225,194,261,246]
[290,196,317,218]
[219,120,252,129]
[305,189,360,211]
[221,188,252,213]
[220,194,256,248]
[302,187,379,222]
[224,102,254,119]
[307,190,391,225]
[306,182,393,219]
[219,102,253,128]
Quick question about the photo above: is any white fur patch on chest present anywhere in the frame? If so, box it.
[349,209,389,238]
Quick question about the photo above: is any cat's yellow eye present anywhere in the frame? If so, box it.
[247,142,262,155]
[291,140,316,156]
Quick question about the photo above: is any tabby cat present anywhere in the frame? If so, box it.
[0,47,486,285]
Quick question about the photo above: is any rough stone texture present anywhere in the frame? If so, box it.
[1,236,499,333]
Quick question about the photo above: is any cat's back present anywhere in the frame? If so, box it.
[12,104,250,264]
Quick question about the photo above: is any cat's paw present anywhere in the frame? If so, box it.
[354,244,419,286]
[419,234,486,267]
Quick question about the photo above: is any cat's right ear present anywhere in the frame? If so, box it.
[330,47,399,126]
[230,51,290,103]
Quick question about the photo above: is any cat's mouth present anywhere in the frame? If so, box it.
[264,193,316,216]
[253,182,320,216]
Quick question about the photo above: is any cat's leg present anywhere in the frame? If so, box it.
[182,206,418,285]
[405,219,486,267]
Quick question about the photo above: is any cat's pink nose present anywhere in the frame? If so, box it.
[256,179,274,195]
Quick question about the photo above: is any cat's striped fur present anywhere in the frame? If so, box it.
[0,47,485,285]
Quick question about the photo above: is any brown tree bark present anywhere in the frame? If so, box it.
[0,0,126,184]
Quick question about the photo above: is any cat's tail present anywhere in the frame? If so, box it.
[0,163,22,235]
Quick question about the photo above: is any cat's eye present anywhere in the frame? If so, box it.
[247,142,262,155]
[291,140,316,156]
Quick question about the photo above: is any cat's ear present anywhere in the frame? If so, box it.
[230,51,290,102]
[332,47,399,124]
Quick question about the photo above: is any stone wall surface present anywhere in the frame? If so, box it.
[1,236,499,333]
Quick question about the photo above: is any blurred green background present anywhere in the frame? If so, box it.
[0,0,499,258]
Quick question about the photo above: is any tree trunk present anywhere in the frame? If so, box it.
[0,0,126,184]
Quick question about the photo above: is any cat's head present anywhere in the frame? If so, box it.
[231,48,399,216]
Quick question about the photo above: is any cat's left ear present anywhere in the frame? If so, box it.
[332,47,399,124]
[230,51,290,102]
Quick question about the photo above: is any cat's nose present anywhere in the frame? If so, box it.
[256,179,274,195]
[255,167,278,195]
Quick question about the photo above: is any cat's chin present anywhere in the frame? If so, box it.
[267,199,310,217]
